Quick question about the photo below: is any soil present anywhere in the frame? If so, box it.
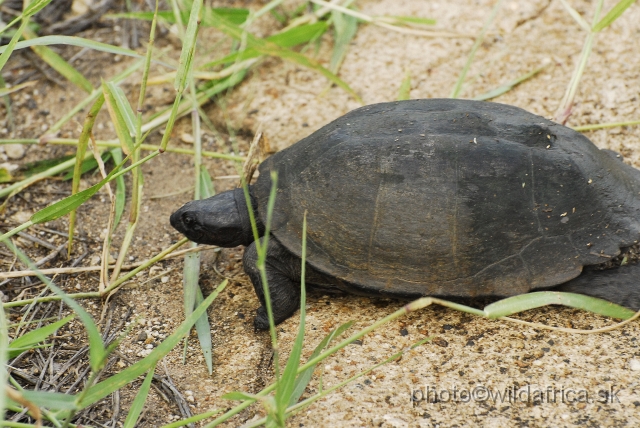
[2,0,640,427]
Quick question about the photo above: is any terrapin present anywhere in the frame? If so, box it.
[170,99,640,329]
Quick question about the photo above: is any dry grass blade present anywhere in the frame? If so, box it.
[310,0,470,38]
[450,0,505,98]
[473,63,549,101]
[5,387,43,427]
[68,96,105,258]
[572,119,640,131]
[554,0,604,123]
[22,28,93,93]
[0,81,37,97]
[0,245,218,280]
[241,123,265,185]
[0,307,8,423]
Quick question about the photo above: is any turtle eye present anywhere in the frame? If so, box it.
[183,215,195,227]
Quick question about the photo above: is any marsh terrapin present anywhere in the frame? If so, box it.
[171,99,640,329]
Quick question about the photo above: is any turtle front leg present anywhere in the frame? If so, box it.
[553,261,640,310]
[243,238,302,329]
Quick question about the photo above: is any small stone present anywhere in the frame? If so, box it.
[137,331,147,342]
[5,144,25,159]
[0,162,19,172]
[629,359,640,371]
[180,133,195,143]
[161,276,169,283]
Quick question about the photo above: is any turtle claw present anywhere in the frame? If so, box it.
[254,307,270,330]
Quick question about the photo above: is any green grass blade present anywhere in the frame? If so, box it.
[592,0,637,32]
[68,95,105,256]
[2,241,107,373]
[0,305,8,423]
[384,15,436,25]
[199,166,215,199]
[473,64,548,101]
[329,9,358,73]
[203,22,328,69]
[0,19,30,73]
[256,172,280,346]
[79,280,227,408]
[30,155,126,224]
[29,149,158,225]
[275,213,308,415]
[202,9,362,103]
[182,251,200,339]
[62,151,112,180]
[46,59,144,136]
[450,0,504,98]
[20,390,77,411]
[0,221,33,243]
[122,365,156,428]
[159,409,223,428]
[20,154,76,177]
[110,149,126,231]
[222,391,260,401]
[397,70,411,100]
[0,36,165,65]
[483,291,637,319]
[107,83,137,136]
[175,0,203,91]
[102,81,135,154]
[0,0,53,34]
[193,287,213,374]
[0,168,12,183]
[289,321,354,406]
[144,70,246,135]
[202,48,261,68]
[0,167,12,183]
[8,315,74,359]
[267,22,328,48]
[23,29,93,93]
[107,8,250,26]
[23,0,54,17]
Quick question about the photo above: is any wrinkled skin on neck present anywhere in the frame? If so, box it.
[170,188,263,247]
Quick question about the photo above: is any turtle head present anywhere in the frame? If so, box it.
[170,188,262,247]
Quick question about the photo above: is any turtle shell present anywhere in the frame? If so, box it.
[254,99,640,297]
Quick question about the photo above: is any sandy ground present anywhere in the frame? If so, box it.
[2,0,640,426]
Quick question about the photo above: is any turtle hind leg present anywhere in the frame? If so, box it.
[243,237,302,330]
[553,262,640,310]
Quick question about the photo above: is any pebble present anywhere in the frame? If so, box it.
[0,162,18,171]
[180,133,195,143]
[629,359,640,371]
[5,144,25,159]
